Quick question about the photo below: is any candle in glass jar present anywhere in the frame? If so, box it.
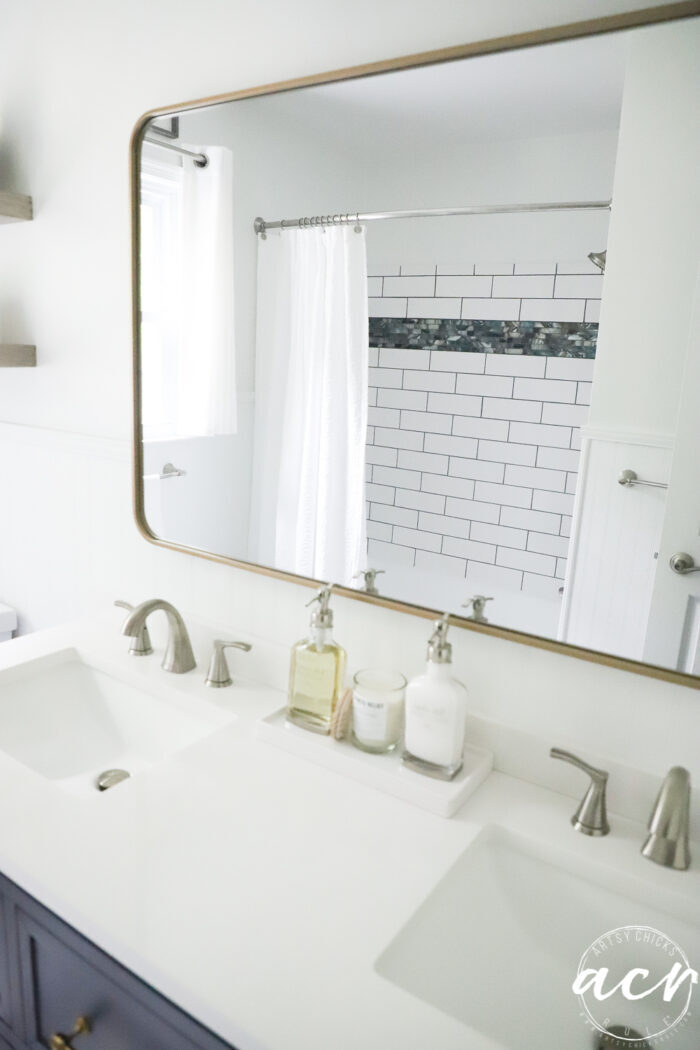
[351,669,407,753]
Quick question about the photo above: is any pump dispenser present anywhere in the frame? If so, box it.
[402,614,468,780]
[287,586,347,734]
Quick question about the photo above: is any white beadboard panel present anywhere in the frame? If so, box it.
[544,358,595,381]
[367,277,383,297]
[378,348,430,370]
[514,261,557,275]
[455,373,513,398]
[394,488,446,514]
[485,355,546,378]
[466,561,523,591]
[576,382,593,406]
[365,482,395,505]
[482,397,542,423]
[474,262,515,276]
[404,369,456,392]
[422,474,476,501]
[427,392,482,417]
[373,465,421,490]
[473,480,532,509]
[541,402,589,427]
[369,367,402,389]
[369,348,379,367]
[510,422,572,448]
[430,351,486,374]
[520,299,585,322]
[505,464,567,492]
[470,522,527,550]
[418,511,471,540]
[408,297,461,320]
[531,490,575,516]
[373,427,424,452]
[424,433,480,458]
[367,538,415,566]
[369,297,406,318]
[435,276,492,297]
[366,446,398,467]
[397,449,449,473]
[442,536,497,563]
[522,574,563,599]
[393,526,442,552]
[513,377,577,404]
[400,409,452,434]
[377,388,428,411]
[492,275,555,298]
[527,532,570,558]
[367,520,392,541]
[536,447,581,472]
[500,505,561,534]
[448,456,505,483]
[370,504,419,528]
[444,496,501,525]
[460,298,520,321]
[477,440,537,466]
[451,416,509,441]
[559,436,671,659]
[368,406,400,428]
[414,549,467,577]
[497,546,556,576]
[554,274,604,299]
[584,300,602,323]
[383,275,435,297]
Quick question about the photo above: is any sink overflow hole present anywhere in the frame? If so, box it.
[96,769,131,792]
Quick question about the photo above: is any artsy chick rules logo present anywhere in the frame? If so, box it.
[573,926,698,1046]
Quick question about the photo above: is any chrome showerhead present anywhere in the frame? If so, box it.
[588,250,606,273]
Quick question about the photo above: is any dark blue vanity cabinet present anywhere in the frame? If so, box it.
[0,871,238,1050]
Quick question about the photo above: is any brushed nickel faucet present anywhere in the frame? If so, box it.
[550,748,610,836]
[205,640,252,688]
[642,766,691,870]
[121,599,196,674]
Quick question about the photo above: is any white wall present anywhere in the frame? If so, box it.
[1,0,699,801]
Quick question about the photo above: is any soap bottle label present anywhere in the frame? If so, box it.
[352,693,388,743]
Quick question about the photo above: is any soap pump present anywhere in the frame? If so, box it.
[287,585,347,735]
[402,614,468,780]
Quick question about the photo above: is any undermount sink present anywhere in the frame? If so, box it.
[377,825,700,1050]
[0,648,231,795]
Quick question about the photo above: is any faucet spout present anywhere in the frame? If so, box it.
[642,766,691,871]
[121,599,196,674]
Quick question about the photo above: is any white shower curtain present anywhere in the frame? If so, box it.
[249,225,369,586]
[175,144,237,436]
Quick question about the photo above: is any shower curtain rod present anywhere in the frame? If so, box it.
[143,135,209,167]
[253,199,612,234]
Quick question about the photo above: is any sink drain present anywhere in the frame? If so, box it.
[592,1027,651,1049]
[96,769,131,792]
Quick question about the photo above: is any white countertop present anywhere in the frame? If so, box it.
[0,614,698,1050]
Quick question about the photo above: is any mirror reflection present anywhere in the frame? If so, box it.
[137,18,700,676]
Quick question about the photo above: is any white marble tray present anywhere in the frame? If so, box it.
[256,707,493,818]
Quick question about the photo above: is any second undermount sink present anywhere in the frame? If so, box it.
[0,648,232,795]
[377,825,700,1050]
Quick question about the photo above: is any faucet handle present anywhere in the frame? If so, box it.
[551,747,610,836]
[463,595,493,623]
[114,601,153,656]
[205,640,252,688]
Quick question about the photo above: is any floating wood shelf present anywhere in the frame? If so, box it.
[0,345,36,367]
[0,191,33,223]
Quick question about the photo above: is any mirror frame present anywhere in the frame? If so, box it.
[130,0,700,691]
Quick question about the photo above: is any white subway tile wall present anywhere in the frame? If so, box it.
[365,260,599,596]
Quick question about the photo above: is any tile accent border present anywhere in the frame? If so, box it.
[368,317,598,358]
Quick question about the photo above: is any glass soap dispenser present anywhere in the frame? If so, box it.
[287,586,347,735]
[403,614,468,780]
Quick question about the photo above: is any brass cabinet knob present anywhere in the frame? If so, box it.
[49,1015,90,1050]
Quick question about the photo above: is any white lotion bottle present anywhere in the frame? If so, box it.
[403,615,467,780]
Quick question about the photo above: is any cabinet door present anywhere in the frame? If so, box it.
[16,906,234,1050]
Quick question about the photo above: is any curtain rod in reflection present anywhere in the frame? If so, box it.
[143,136,209,168]
[253,199,612,235]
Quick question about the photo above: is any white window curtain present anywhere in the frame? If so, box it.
[249,225,369,586]
[140,145,236,439]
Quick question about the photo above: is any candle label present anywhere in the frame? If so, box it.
[352,691,389,743]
